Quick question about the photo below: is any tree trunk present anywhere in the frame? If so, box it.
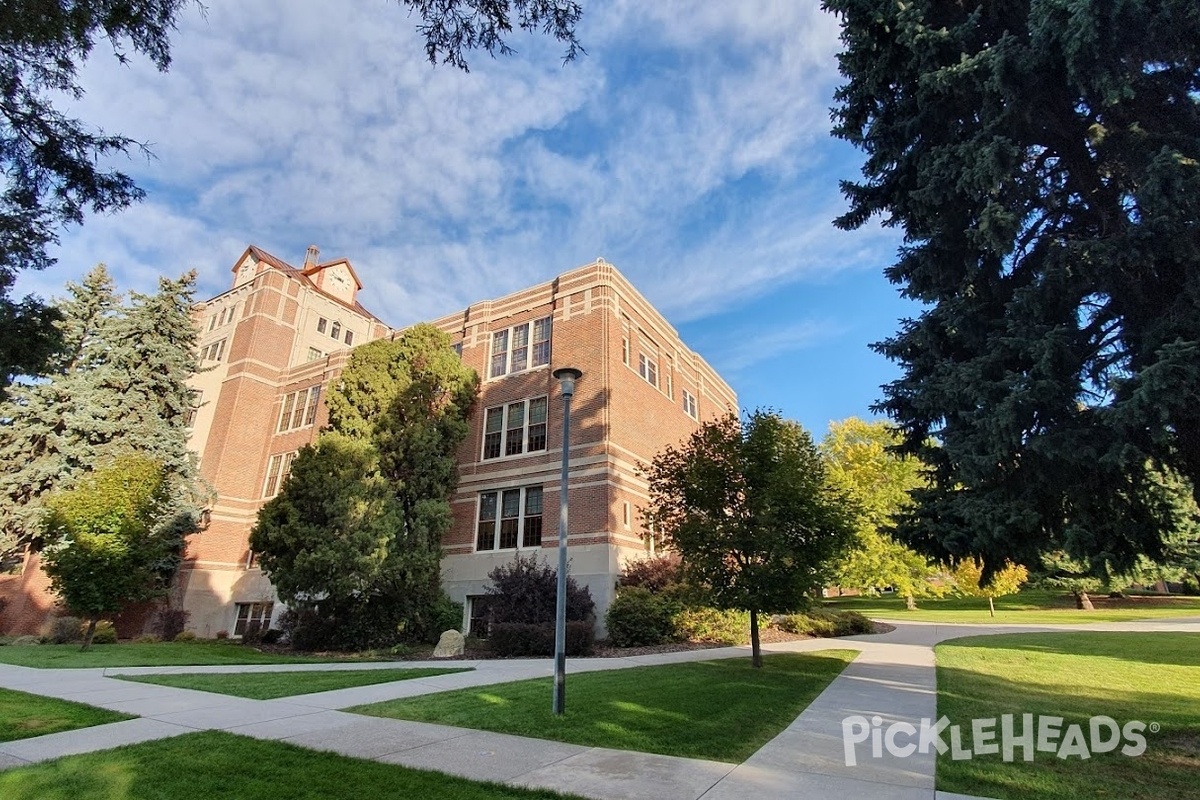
[987,596,995,617]
[905,593,917,611]
[749,608,762,668]
[81,618,98,652]
[1076,591,1094,610]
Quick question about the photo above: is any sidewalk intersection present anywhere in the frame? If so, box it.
[1,618,1196,798]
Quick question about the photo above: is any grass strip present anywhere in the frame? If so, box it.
[351,650,857,762]
[936,632,1200,800]
[0,730,584,799]
[0,687,132,743]
[119,666,472,699]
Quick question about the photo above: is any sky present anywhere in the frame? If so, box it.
[16,0,920,439]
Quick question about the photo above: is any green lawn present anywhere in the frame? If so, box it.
[825,589,1200,623]
[118,667,472,700]
[0,730,582,800]
[937,632,1200,800]
[351,651,857,762]
[0,687,131,743]
[0,642,385,669]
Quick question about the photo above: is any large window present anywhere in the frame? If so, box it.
[262,452,297,497]
[234,602,273,636]
[488,317,551,379]
[638,351,658,387]
[482,397,547,460]
[201,339,226,363]
[277,385,321,432]
[476,486,544,551]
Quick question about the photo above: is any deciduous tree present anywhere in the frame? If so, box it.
[41,455,192,649]
[825,0,1200,573]
[644,410,855,667]
[820,418,942,608]
[951,557,1029,618]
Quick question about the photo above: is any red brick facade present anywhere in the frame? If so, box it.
[1,247,735,638]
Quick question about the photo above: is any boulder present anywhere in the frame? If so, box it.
[432,629,465,658]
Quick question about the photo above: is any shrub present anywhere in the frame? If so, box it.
[428,593,464,642]
[47,616,84,644]
[260,628,282,645]
[174,630,197,642]
[241,621,267,645]
[776,610,873,638]
[154,608,189,642]
[215,630,229,640]
[605,587,679,647]
[673,607,749,645]
[11,635,41,646]
[619,555,682,593]
[485,553,595,625]
[91,620,118,644]
[488,620,594,657]
[135,634,161,644]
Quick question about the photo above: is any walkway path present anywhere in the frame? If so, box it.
[0,617,1196,799]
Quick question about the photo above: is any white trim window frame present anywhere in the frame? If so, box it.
[488,317,552,379]
[262,451,297,498]
[276,385,321,433]
[475,486,544,551]
[481,397,548,460]
[682,389,698,419]
[233,602,273,636]
[638,351,658,388]
[201,339,226,363]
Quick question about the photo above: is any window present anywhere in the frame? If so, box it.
[276,385,321,432]
[185,391,202,428]
[623,502,631,529]
[481,397,547,460]
[621,320,630,366]
[638,352,658,387]
[667,372,674,400]
[208,315,217,332]
[330,321,341,340]
[683,389,698,419]
[344,330,354,346]
[452,342,463,358]
[201,339,226,362]
[476,486,543,551]
[233,602,273,636]
[467,595,492,637]
[317,317,327,334]
[488,317,551,378]
[245,550,258,570]
[262,452,297,497]
[307,347,323,362]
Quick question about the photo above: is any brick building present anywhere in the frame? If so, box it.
[3,245,736,638]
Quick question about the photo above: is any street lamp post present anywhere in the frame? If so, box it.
[551,366,582,716]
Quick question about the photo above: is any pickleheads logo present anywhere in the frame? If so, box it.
[841,714,1156,766]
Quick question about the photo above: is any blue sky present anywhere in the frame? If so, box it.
[16,0,918,438]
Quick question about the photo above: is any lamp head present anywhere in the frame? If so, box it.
[552,367,583,398]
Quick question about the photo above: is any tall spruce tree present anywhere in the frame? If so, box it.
[0,266,205,561]
[825,0,1200,572]
[250,324,478,649]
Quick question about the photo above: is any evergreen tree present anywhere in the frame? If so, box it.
[825,0,1200,572]
[644,411,856,667]
[251,324,478,649]
[0,266,205,561]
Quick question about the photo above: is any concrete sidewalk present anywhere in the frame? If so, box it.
[1,618,1196,798]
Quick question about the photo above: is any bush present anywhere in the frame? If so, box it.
[135,634,161,644]
[673,607,749,645]
[260,628,282,645]
[154,608,189,642]
[605,587,680,647]
[11,635,41,646]
[488,620,594,657]
[241,621,267,645]
[174,630,197,642]
[47,616,84,644]
[429,593,464,642]
[215,630,229,640]
[776,610,873,638]
[485,553,595,625]
[91,620,117,644]
[619,555,682,593]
